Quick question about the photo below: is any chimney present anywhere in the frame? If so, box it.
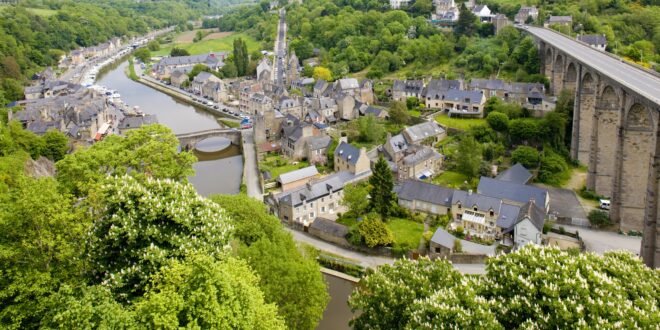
[339,136,348,144]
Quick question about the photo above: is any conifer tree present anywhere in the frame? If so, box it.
[369,155,396,218]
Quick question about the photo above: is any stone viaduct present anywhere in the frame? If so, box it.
[176,128,242,150]
[521,26,660,267]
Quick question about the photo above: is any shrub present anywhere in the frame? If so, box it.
[511,146,539,168]
[453,239,463,252]
[486,111,509,131]
[357,217,394,248]
[588,209,612,228]
[454,226,465,239]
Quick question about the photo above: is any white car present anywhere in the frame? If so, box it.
[599,199,611,210]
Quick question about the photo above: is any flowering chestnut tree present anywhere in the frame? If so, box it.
[349,245,660,329]
[85,175,233,299]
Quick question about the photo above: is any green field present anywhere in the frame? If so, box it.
[26,8,57,16]
[153,32,259,56]
[431,171,476,189]
[387,218,424,250]
[259,154,311,181]
[435,113,486,131]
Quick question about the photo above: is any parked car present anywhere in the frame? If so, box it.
[599,199,611,210]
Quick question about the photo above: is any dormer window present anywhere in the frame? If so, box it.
[457,202,462,209]
[489,209,494,217]
[473,206,478,211]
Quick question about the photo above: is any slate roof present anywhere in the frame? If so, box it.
[157,53,225,68]
[516,201,546,232]
[402,146,441,166]
[276,170,371,207]
[397,180,455,207]
[495,163,533,184]
[310,218,349,238]
[442,89,484,105]
[577,34,607,46]
[193,71,215,83]
[452,190,502,212]
[335,141,361,165]
[423,79,461,98]
[118,115,158,129]
[306,135,332,150]
[392,80,424,94]
[547,16,572,23]
[430,228,496,256]
[477,176,548,208]
[497,202,522,232]
[337,78,359,90]
[278,165,319,185]
[469,78,509,91]
[386,133,409,157]
[403,121,445,144]
[171,70,187,79]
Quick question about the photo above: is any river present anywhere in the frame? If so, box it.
[96,60,243,195]
[97,59,356,329]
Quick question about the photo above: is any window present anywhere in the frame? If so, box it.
[309,212,315,218]
[457,203,462,209]
[321,206,325,212]
[489,210,494,217]
[473,206,477,211]
[321,197,325,202]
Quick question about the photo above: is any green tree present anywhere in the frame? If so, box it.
[312,66,332,81]
[290,38,314,60]
[486,111,509,131]
[2,78,23,102]
[134,255,285,329]
[210,194,328,330]
[41,130,69,161]
[357,114,385,143]
[55,124,196,196]
[133,48,151,63]
[455,136,482,180]
[455,3,477,37]
[538,149,569,185]
[388,100,410,125]
[0,56,21,80]
[221,61,238,78]
[369,155,396,218]
[588,209,612,228]
[509,119,539,144]
[356,216,394,248]
[349,258,463,329]
[349,245,660,328]
[406,97,419,110]
[147,40,160,51]
[541,111,568,150]
[233,38,249,76]
[170,47,190,57]
[188,63,212,81]
[85,175,233,299]
[341,183,370,217]
[511,146,539,168]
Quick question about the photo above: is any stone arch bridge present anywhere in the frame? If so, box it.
[176,128,242,150]
[521,26,660,267]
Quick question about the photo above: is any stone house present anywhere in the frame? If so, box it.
[269,170,371,227]
[277,165,320,191]
[336,94,358,120]
[397,145,442,180]
[422,79,462,108]
[154,53,226,78]
[514,6,538,24]
[239,83,263,113]
[493,14,510,34]
[202,81,228,103]
[512,201,546,247]
[429,228,497,258]
[577,34,607,51]
[544,16,572,29]
[334,141,370,175]
[396,180,454,215]
[391,79,424,101]
[451,190,504,240]
[471,4,491,22]
[70,50,84,65]
[305,135,332,165]
[402,121,446,145]
[248,93,273,116]
[277,97,303,118]
[281,122,321,160]
[287,52,300,86]
[308,218,350,246]
[477,176,549,212]
[191,72,222,95]
[442,90,487,118]
[170,70,188,88]
[257,57,272,81]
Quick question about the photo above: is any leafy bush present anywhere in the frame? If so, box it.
[588,209,612,228]
[486,111,509,131]
[355,217,394,248]
[453,239,463,253]
[538,150,570,185]
[511,146,539,168]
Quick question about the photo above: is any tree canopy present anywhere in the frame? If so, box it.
[350,245,660,329]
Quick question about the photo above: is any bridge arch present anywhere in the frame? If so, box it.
[577,72,597,165]
[620,103,657,231]
[552,54,565,95]
[589,85,621,197]
[544,48,553,78]
[563,62,578,94]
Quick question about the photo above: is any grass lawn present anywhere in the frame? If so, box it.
[152,32,259,56]
[409,109,421,117]
[259,154,311,180]
[431,171,477,189]
[435,113,486,131]
[218,118,239,128]
[387,218,424,249]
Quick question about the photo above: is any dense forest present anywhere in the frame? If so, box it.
[220,0,659,79]
[0,122,329,329]
[0,0,203,107]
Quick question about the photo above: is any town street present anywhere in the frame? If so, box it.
[286,228,488,275]
[560,224,642,256]
[242,129,263,200]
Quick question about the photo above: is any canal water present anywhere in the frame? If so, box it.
[97,60,356,329]
[96,60,243,195]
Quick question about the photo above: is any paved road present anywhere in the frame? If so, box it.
[559,224,642,256]
[522,26,660,105]
[286,228,487,274]
[274,8,286,87]
[242,129,263,200]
